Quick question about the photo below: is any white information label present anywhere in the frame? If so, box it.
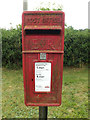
[35,62,51,92]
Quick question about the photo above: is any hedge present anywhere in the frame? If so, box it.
[1,25,22,68]
[1,25,88,68]
[64,27,88,67]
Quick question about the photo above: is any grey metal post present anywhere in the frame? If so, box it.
[23,0,28,11]
[88,1,90,29]
[39,106,48,120]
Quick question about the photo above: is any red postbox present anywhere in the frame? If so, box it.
[22,11,65,106]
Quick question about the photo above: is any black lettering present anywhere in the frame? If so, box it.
[39,76,44,78]
[39,67,44,69]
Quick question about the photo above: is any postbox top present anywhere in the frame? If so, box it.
[22,11,65,14]
[22,11,65,29]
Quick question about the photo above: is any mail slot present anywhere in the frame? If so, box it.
[22,11,65,106]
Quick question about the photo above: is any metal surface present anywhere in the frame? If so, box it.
[22,11,65,106]
[24,25,62,30]
[40,53,46,60]
[22,50,64,54]
[23,0,28,11]
[39,106,48,119]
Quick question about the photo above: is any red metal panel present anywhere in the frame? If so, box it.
[24,25,62,30]
[22,11,65,106]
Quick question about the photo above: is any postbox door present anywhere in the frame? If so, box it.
[22,11,65,106]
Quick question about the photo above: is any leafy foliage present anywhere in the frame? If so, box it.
[1,25,88,68]
[64,27,88,67]
[1,25,22,68]
[35,2,62,11]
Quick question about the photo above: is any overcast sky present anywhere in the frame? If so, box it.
[0,0,89,29]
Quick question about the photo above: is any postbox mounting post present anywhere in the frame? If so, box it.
[39,106,48,120]
[23,0,28,11]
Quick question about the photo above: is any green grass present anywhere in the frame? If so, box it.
[2,67,88,118]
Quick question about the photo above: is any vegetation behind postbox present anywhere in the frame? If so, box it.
[1,25,88,69]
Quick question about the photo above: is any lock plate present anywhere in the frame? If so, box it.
[40,53,46,60]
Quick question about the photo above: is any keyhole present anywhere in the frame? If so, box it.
[32,79,33,81]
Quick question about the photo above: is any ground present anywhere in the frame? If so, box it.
[2,67,88,118]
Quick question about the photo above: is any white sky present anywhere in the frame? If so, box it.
[0,0,89,29]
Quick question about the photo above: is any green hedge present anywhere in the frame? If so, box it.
[64,27,88,67]
[1,25,88,68]
[2,25,22,68]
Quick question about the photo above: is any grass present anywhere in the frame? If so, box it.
[2,67,88,118]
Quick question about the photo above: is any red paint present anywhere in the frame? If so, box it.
[22,11,65,106]
[24,25,62,30]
